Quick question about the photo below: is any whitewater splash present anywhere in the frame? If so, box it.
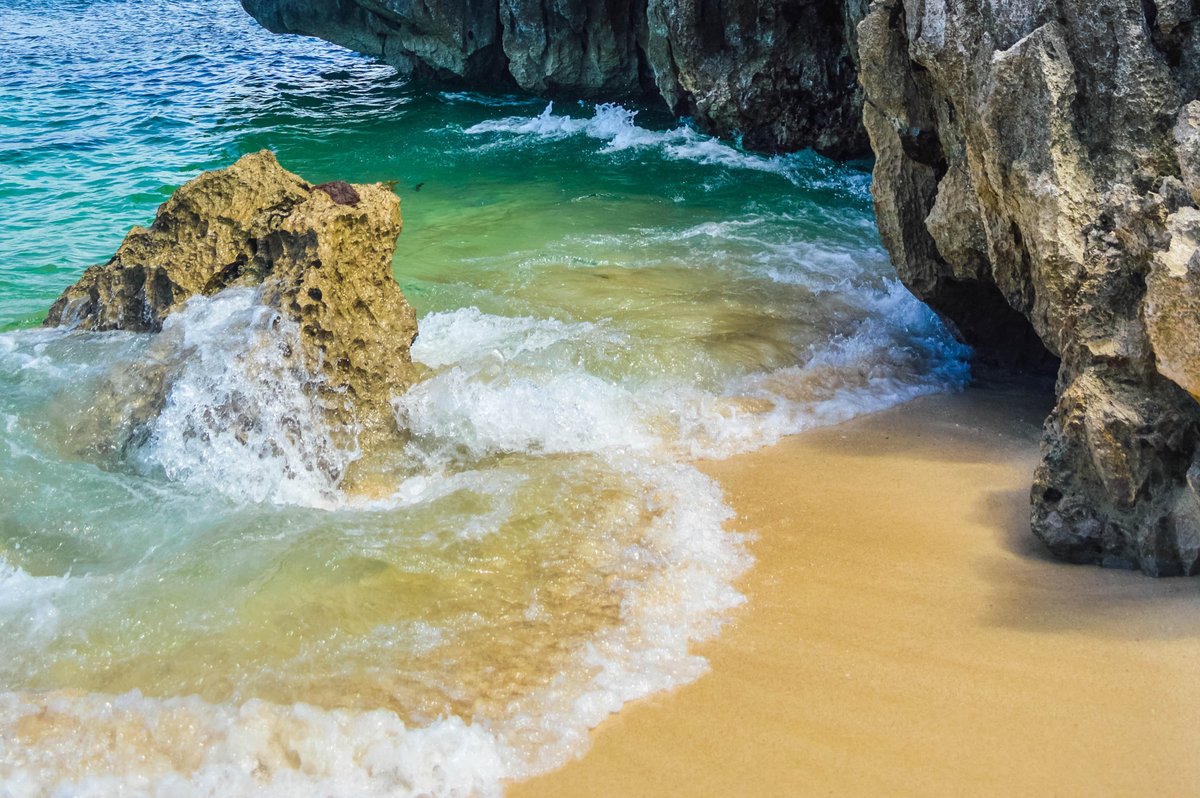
[0,457,745,798]
[134,290,357,508]
[0,264,963,795]
[401,289,967,463]
[0,290,752,796]
[462,102,870,196]
[0,15,972,789]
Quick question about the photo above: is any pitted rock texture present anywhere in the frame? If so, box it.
[45,150,419,443]
[857,0,1200,574]
[239,0,869,158]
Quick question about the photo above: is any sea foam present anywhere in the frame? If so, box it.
[463,103,871,196]
[0,69,971,796]
[0,452,748,798]
[0,305,754,797]
[132,289,356,509]
[0,231,967,798]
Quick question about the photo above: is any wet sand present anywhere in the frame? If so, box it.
[511,386,1200,797]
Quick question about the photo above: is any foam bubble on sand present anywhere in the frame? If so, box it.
[0,692,509,798]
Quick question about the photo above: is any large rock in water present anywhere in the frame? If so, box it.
[856,1,1200,574]
[45,150,419,446]
[238,0,869,158]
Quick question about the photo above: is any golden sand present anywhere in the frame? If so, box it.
[511,386,1200,797]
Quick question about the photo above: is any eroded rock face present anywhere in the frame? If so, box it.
[239,0,869,158]
[857,1,1200,574]
[45,151,419,447]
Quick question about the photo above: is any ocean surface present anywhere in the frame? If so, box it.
[0,1,969,794]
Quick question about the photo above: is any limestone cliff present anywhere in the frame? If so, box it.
[45,150,419,445]
[239,0,869,158]
[857,1,1200,574]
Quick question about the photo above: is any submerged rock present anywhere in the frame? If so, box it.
[238,0,869,158]
[45,150,419,455]
[857,1,1200,574]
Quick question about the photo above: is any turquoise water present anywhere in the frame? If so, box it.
[0,1,968,794]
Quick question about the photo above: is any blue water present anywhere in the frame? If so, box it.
[0,1,969,794]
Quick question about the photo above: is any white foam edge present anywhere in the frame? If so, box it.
[0,456,750,798]
[461,102,867,193]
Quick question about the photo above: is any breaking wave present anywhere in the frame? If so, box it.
[464,102,871,196]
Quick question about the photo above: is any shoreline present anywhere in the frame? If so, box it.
[510,386,1200,796]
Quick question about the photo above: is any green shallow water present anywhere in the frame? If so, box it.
[0,1,969,794]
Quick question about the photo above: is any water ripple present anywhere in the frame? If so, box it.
[0,0,404,328]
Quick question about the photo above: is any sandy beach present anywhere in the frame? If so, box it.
[511,386,1200,797]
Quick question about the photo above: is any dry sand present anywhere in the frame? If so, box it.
[510,386,1200,797]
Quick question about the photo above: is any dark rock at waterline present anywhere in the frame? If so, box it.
[238,0,870,159]
[858,1,1200,574]
[45,150,420,443]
